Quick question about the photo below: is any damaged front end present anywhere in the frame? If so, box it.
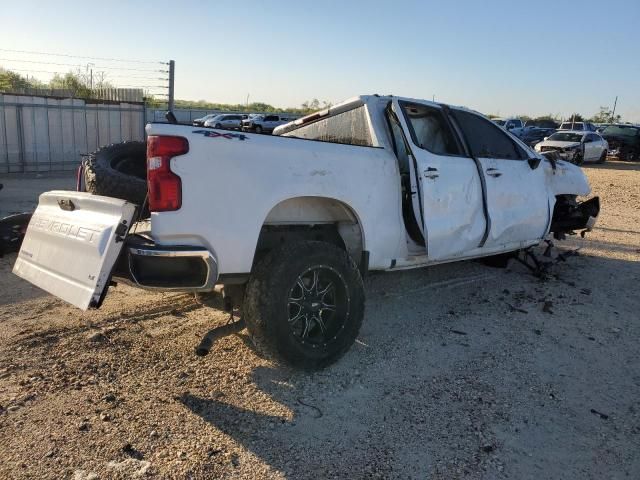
[550,195,600,240]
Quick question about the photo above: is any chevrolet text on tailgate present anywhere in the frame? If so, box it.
[14,95,600,369]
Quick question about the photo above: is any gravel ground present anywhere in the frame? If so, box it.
[0,162,639,479]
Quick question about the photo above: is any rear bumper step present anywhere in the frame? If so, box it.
[114,235,218,291]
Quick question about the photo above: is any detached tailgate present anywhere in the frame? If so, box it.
[13,191,136,309]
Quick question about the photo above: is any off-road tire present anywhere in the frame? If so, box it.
[0,212,32,256]
[83,142,147,207]
[244,241,365,370]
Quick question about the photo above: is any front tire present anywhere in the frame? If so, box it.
[244,241,365,370]
[255,125,263,134]
[573,151,584,166]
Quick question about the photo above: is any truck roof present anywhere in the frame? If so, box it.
[274,94,483,136]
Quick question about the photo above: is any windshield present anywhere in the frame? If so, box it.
[493,120,506,126]
[548,132,583,142]
[603,125,639,136]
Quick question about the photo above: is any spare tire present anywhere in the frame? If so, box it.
[84,142,147,206]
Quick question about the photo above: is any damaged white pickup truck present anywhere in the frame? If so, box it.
[13,95,600,369]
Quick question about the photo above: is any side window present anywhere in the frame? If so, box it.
[264,115,277,122]
[453,110,526,160]
[399,102,461,156]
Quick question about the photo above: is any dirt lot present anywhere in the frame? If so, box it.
[1,162,639,479]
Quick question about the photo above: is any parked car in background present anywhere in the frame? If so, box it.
[204,114,248,130]
[525,119,559,130]
[534,131,608,164]
[595,123,612,133]
[242,114,297,134]
[601,124,640,161]
[193,113,219,127]
[493,118,525,137]
[558,121,597,132]
[520,127,555,148]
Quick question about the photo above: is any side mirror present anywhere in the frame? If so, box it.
[543,137,548,141]
[528,157,541,170]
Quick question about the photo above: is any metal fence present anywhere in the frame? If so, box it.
[0,96,303,173]
[0,94,145,173]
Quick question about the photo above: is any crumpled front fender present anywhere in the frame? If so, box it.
[546,160,591,197]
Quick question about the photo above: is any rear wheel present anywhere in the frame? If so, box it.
[596,150,607,164]
[624,150,638,162]
[244,241,365,370]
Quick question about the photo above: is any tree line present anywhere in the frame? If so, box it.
[0,67,624,121]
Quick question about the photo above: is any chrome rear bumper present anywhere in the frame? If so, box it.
[114,235,218,291]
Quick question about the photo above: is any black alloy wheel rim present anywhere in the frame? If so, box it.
[287,266,349,347]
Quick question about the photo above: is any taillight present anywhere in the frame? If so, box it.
[146,135,189,212]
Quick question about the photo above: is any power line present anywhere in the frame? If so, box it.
[0,58,167,73]
[0,48,166,64]
[2,67,167,81]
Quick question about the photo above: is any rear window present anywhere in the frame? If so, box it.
[561,122,584,130]
[602,125,639,136]
[282,106,373,147]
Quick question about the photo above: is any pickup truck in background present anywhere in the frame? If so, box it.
[492,117,525,137]
[13,94,600,369]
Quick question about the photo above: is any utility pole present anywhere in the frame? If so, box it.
[85,63,95,90]
[611,96,618,122]
[168,60,175,112]
[246,93,250,108]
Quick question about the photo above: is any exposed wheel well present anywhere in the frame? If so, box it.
[253,196,365,269]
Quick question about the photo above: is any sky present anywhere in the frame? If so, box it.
[2,0,639,121]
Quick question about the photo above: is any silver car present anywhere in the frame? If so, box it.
[204,114,247,130]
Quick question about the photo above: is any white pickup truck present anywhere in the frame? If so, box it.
[13,95,600,369]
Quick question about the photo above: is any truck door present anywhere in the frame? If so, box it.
[450,108,550,248]
[391,99,487,260]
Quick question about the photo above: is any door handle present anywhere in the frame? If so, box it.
[423,167,439,179]
[486,168,502,178]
